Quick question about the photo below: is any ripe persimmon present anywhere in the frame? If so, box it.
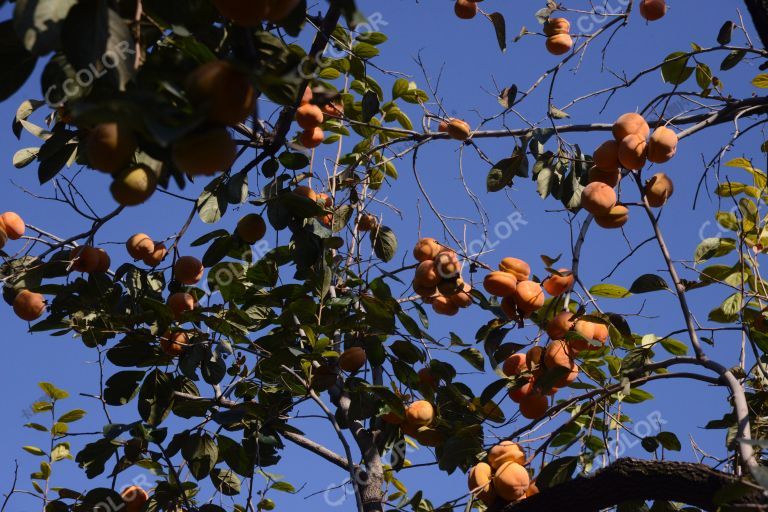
[236,213,267,244]
[647,126,678,163]
[618,133,647,170]
[613,113,650,141]
[434,251,461,279]
[357,213,377,232]
[593,322,609,344]
[446,118,471,140]
[519,391,549,419]
[167,292,196,320]
[448,282,473,308]
[594,204,630,229]
[405,400,434,427]
[593,140,620,171]
[588,166,621,188]
[546,311,576,339]
[645,172,674,207]
[413,238,441,262]
[185,60,255,126]
[488,441,526,469]
[544,339,573,369]
[71,246,100,273]
[160,331,189,357]
[581,182,617,216]
[544,18,571,36]
[295,104,324,130]
[639,0,667,21]
[493,462,530,501]
[454,0,478,19]
[499,257,531,281]
[1,212,25,240]
[526,346,544,374]
[111,166,157,206]
[293,185,318,203]
[339,347,367,373]
[502,353,526,377]
[483,271,518,297]
[299,127,325,148]
[143,242,167,267]
[86,122,136,174]
[546,34,573,55]
[13,290,46,321]
[126,234,154,260]
[543,269,574,296]
[414,260,441,288]
[175,256,204,285]
[173,127,237,176]
[413,282,438,300]
[512,281,545,314]
[121,486,149,512]
[94,249,111,273]
[432,295,459,316]
[468,462,496,505]
[509,381,534,403]
[571,320,596,351]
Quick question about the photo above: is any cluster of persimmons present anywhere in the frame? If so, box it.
[541,0,664,56]
[468,441,539,505]
[84,59,254,207]
[412,238,473,316]
[582,112,678,229]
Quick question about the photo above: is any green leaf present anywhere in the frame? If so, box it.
[752,74,768,88]
[536,456,578,489]
[589,284,632,299]
[371,226,397,262]
[210,468,241,496]
[656,431,681,451]
[660,337,688,356]
[57,409,86,423]
[488,12,506,52]
[104,371,145,406]
[51,442,71,462]
[137,370,174,426]
[721,49,746,71]
[182,433,219,480]
[661,52,694,84]
[270,481,296,493]
[13,0,78,55]
[694,237,736,263]
[459,348,485,371]
[392,78,409,99]
[23,445,46,456]
[629,274,669,294]
[623,388,654,404]
[197,187,228,224]
[39,382,69,400]
[717,21,734,45]
[0,21,37,101]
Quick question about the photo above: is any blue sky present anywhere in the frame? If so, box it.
[1,1,765,510]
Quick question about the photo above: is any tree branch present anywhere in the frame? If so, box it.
[744,0,768,49]
[495,458,767,512]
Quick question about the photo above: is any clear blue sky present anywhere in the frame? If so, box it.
[1,1,765,510]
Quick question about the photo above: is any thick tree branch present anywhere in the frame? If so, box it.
[495,458,767,512]
[745,0,768,49]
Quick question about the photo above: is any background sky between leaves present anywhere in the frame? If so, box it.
[1,1,766,510]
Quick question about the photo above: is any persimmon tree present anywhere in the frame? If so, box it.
[2,0,768,511]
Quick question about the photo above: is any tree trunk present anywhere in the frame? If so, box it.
[493,459,767,512]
